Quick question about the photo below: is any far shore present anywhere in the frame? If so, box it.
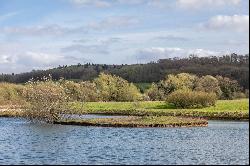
[0,99,248,128]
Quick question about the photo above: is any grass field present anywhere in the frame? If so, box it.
[70,99,249,120]
[1,99,249,120]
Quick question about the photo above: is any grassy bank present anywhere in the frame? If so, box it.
[1,99,248,121]
[55,116,208,128]
[69,99,249,120]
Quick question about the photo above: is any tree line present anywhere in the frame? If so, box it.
[0,53,249,89]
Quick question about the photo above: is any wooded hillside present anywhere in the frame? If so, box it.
[1,53,249,89]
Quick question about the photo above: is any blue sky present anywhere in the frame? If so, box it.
[0,0,249,73]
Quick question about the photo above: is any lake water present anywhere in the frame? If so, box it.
[0,117,249,165]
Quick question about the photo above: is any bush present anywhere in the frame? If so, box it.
[79,81,100,102]
[195,75,222,97]
[60,80,83,101]
[216,76,242,100]
[60,80,100,102]
[94,73,142,101]
[22,77,69,123]
[146,83,166,101]
[166,90,217,108]
[164,73,198,93]
[232,92,247,99]
[245,89,249,98]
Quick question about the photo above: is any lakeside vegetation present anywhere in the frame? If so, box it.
[1,99,248,120]
[69,99,249,120]
[0,71,249,127]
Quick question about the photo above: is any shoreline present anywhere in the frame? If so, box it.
[54,121,208,128]
[0,99,249,127]
[54,116,208,128]
[1,110,248,121]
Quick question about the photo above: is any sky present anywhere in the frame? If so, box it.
[0,0,249,74]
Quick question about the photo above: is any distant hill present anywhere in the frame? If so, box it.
[1,53,249,89]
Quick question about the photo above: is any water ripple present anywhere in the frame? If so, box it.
[0,118,249,165]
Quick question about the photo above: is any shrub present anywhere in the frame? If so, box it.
[60,80,83,101]
[60,80,100,102]
[195,75,222,97]
[79,81,100,102]
[22,77,69,123]
[232,92,247,99]
[216,76,242,100]
[146,83,166,101]
[94,73,142,101]
[164,73,198,93]
[166,90,217,108]
[245,89,249,98]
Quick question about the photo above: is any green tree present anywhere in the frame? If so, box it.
[94,73,142,101]
[79,81,100,102]
[216,76,242,99]
[195,75,222,97]
[145,83,166,101]
[60,80,83,101]
[157,73,198,96]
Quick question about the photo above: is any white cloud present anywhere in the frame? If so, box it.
[0,51,64,67]
[74,37,123,45]
[153,35,189,42]
[71,0,147,7]
[0,55,13,64]
[0,12,19,22]
[147,0,172,9]
[117,0,145,5]
[176,0,241,9]
[69,0,241,9]
[1,24,87,36]
[199,15,249,32]
[20,52,64,65]
[71,0,111,8]
[61,44,109,55]
[135,47,221,63]
[1,16,139,37]
[87,16,139,30]
[223,39,249,46]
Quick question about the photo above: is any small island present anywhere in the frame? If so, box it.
[55,116,208,128]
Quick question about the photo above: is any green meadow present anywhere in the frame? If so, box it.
[69,99,249,120]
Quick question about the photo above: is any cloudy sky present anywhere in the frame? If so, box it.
[0,0,249,73]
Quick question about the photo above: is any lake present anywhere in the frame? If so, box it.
[0,117,249,165]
